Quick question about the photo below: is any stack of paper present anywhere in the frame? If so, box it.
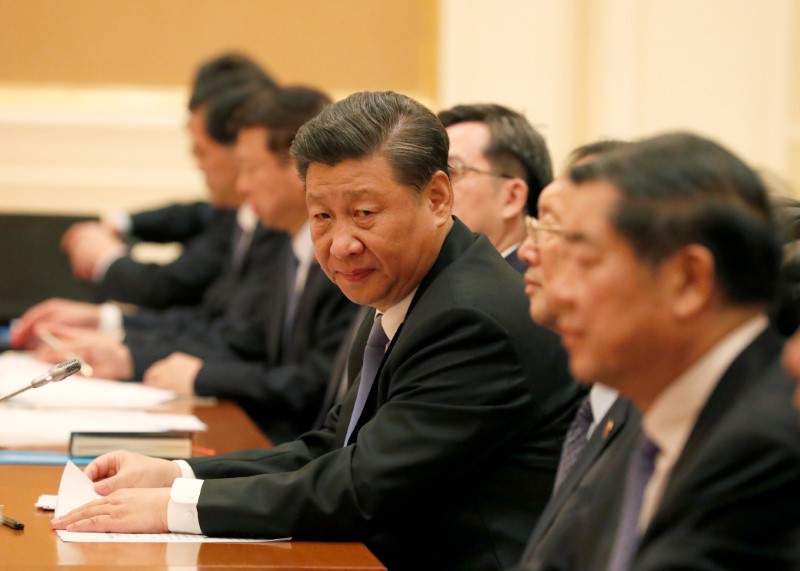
[0,352,206,447]
[0,352,176,408]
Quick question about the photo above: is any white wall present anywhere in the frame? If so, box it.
[439,0,799,190]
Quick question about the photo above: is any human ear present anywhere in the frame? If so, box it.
[663,245,715,320]
[501,178,528,221]
[425,170,454,226]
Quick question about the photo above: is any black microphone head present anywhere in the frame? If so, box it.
[52,358,82,382]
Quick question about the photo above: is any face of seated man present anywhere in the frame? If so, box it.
[235,125,307,236]
[517,177,570,330]
[305,154,453,312]
[187,108,241,208]
[446,121,525,251]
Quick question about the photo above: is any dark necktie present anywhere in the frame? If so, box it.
[344,314,388,445]
[607,433,660,571]
[553,396,594,491]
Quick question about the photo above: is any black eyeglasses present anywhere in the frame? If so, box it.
[448,158,514,182]
[525,215,566,246]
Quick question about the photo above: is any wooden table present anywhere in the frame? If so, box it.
[0,400,385,570]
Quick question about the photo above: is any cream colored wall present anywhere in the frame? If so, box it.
[4,0,799,216]
[0,0,438,215]
[439,0,800,195]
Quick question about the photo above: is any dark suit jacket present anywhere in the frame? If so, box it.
[97,203,236,309]
[187,219,583,571]
[631,328,800,570]
[129,201,216,242]
[193,245,359,444]
[516,396,641,571]
[123,227,288,378]
[505,245,527,274]
[565,327,800,571]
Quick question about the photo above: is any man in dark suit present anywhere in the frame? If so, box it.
[10,86,286,380]
[514,141,642,571]
[10,54,278,350]
[140,87,358,444]
[58,52,278,309]
[51,91,583,571]
[438,103,553,271]
[542,133,800,569]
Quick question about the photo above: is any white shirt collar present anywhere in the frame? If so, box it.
[587,383,619,439]
[500,242,521,260]
[290,221,314,293]
[237,203,259,234]
[378,288,418,343]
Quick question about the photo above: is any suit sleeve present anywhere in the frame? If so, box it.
[97,209,233,309]
[193,281,359,438]
[185,307,545,540]
[128,202,215,243]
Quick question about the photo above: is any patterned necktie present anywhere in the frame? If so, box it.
[553,396,594,491]
[607,433,660,571]
[344,314,388,446]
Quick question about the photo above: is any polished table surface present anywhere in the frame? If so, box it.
[0,400,386,570]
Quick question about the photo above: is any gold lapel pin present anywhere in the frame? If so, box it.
[602,419,615,440]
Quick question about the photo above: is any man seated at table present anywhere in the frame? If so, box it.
[19,87,357,446]
[540,133,800,569]
[140,86,359,443]
[58,52,278,310]
[512,141,641,571]
[51,91,583,571]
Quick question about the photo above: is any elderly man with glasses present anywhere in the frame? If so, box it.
[515,141,643,571]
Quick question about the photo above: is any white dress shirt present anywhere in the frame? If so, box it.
[587,383,619,439]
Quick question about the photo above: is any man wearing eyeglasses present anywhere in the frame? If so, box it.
[515,141,642,571]
[438,104,552,272]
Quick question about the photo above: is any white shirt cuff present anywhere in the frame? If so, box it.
[167,477,204,534]
[174,459,197,479]
[97,304,124,336]
[102,211,132,236]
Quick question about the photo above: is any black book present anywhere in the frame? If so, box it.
[69,431,194,459]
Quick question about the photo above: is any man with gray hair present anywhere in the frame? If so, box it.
[543,133,800,569]
[52,91,582,571]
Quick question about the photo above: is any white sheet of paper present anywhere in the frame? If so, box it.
[55,460,102,517]
[0,352,176,408]
[0,409,207,447]
[54,461,287,544]
[36,494,58,510]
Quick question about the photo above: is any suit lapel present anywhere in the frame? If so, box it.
[640,328,783,545]
[531,397,635,544]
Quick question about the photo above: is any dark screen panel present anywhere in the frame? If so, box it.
[0,214,99,323]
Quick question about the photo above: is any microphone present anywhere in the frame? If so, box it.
[0,359,82,404]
